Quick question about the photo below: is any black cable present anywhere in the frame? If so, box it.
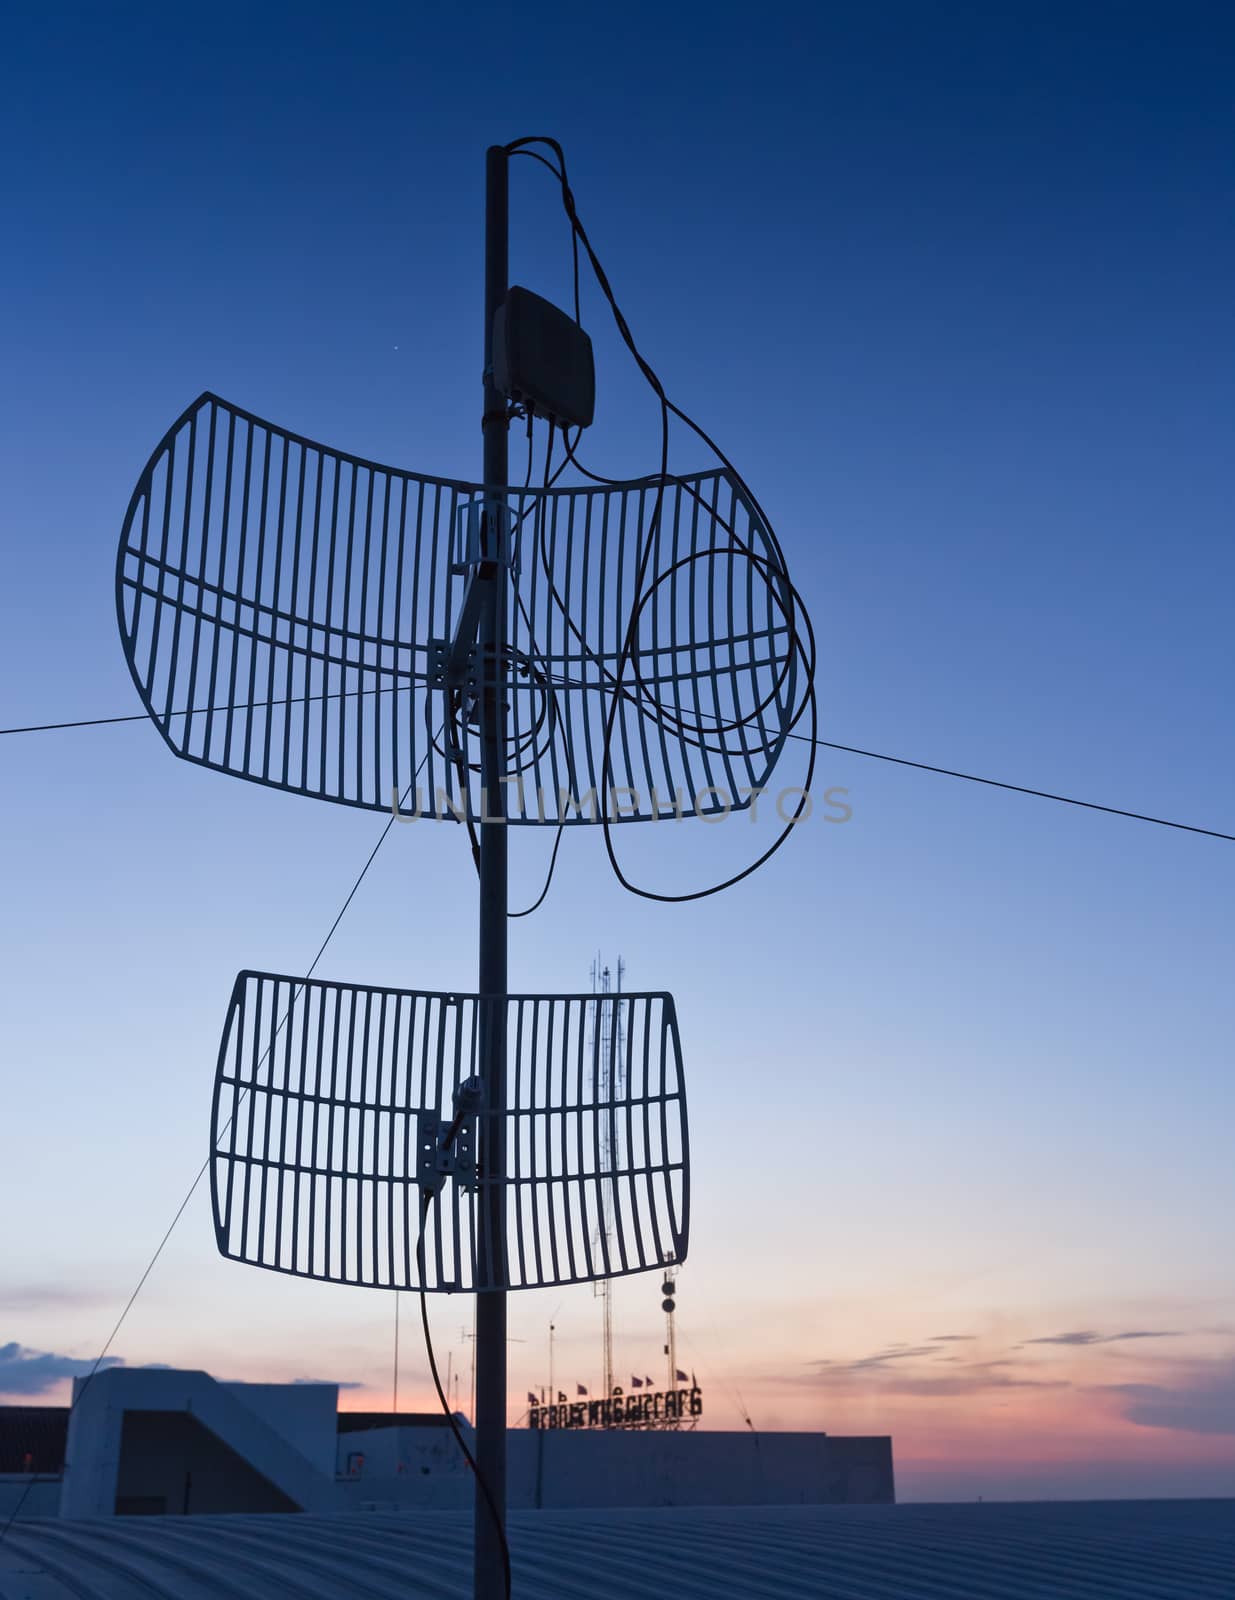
[508,812,567,917]
[3,695,1230,844]
[507,145,813,715]
[0,746,438,1544]
[508,145,580,324]
[794,730,1235,842]
[553,430,816,755]
[5,153,1230,861]
[0,686,399,738]
[507,135,818,900]
[416,1192,512,1600]
[526,651,1235,847]
[1,711,149,734]
[511,485,808,912]
[506,420,575,917]
[452,416,563,876]
[446,411,581,917]
[502,142,1235,875]
[0,1185,199,1543]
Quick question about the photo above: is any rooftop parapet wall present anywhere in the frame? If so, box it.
[335,1420,893,1511]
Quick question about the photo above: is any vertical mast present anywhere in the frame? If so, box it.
[591,954,621,1408]
[474,141,509,1600]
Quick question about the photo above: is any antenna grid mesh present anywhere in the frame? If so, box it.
[118,393,797,824]
[211,971,689,1293]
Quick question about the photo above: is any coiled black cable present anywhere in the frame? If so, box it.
[505,136,818,902]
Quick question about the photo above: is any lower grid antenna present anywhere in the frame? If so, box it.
[212,972,688,1292]
[115,142,810,1600]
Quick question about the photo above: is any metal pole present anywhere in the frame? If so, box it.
[475,142,509,1600]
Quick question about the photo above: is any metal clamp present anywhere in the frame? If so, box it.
[415,1076,483,1195]
[428,638,476,689]
[452,498,518,576]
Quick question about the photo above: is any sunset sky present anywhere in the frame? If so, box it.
[2,3,1233,1501]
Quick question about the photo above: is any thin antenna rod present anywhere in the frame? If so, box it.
[474,141,510,1600]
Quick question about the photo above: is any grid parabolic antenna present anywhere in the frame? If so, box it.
[211,971,689,1293]
[117,392,799,823]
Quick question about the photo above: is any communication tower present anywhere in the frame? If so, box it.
[114,139,813,1598]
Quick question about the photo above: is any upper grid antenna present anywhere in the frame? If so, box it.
[115,141,812,1600]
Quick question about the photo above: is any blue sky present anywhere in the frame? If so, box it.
[2,2,1233,1498]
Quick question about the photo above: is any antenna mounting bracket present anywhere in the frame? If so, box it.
[416,1105,479,1196]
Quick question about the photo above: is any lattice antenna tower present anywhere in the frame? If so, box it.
[660,1259,692,1431]
[115,141,810,1600]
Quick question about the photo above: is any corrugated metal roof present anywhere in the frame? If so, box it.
[1,1500,1231,1599]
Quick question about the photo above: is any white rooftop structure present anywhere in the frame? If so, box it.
[13,1369,889,1518]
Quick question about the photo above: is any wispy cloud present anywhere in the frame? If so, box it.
[810,1345,939,1372]
[292,1377,364,1389]
[794,1322,1234,1413]
[1106,1359,1235,1437]
[801,1341,1070,1399]
[0,1340,121,1397]
[799,1361,1067,1399]
[865,1373,1069,1398]
[1020,1330,1179,1348]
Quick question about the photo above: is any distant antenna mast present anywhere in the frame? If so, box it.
[663,1262,676,1403]
[590,952,626,1404]
[659,1260,692,1430]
